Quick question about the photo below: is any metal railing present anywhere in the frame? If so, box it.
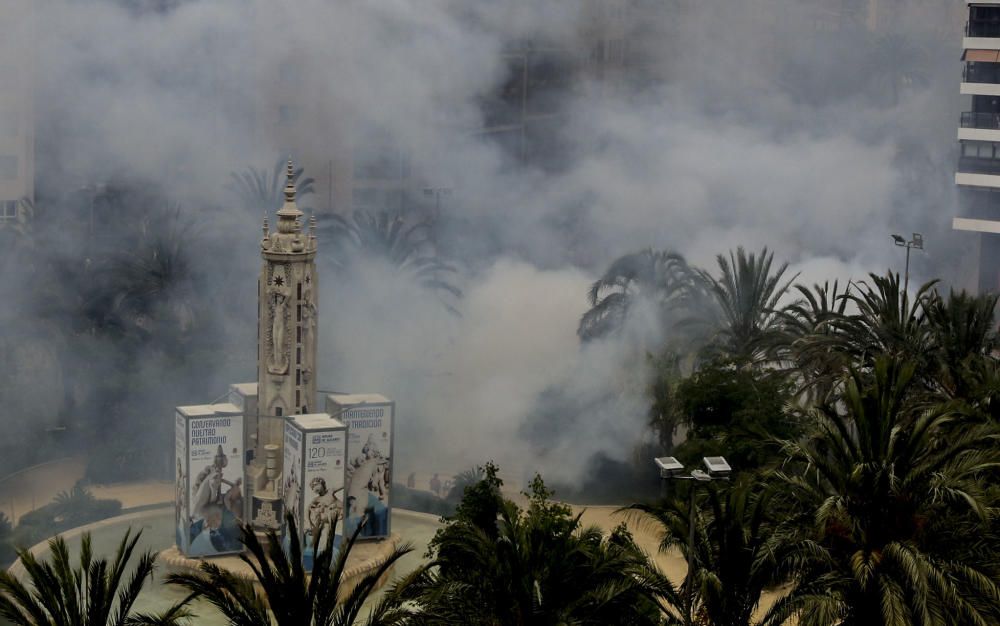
[963,62,1000,84]
[968,20,1000,38]
[958,156,1000,175]
[961,111,1000,129]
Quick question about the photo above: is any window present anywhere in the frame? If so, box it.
[972,6,1000,21]
[275,407,283,417]
[0,200,17,221]
[0,156,17,180]
[962,141,1000,158]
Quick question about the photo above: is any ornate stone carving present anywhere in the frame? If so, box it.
[301,286,317,384]
[267,265,290,375]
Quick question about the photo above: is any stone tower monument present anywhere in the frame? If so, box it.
[258,161,318,426]
[173,161,395,554]
[242,161,320,531]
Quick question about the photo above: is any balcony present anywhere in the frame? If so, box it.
[959,156,1000,175]
[968,20,1000,38]
[957,156,1000,188]
[964,62,1000,83]
[961,111,1000,129]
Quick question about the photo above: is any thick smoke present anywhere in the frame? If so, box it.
[0,0,971,488]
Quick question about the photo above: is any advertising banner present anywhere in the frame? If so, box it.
[227,383,257,521]
[177,403,245,558]
[174,411,188,552]
[325,394,394,540]
[282,414,347,571]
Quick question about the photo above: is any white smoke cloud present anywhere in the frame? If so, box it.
[1,0,973,486]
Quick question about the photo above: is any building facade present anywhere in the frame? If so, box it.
[955,0,1000,292]
[0,0,34,227]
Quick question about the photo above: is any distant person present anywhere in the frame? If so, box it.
[430,473,441,496]
[407,472,416,489]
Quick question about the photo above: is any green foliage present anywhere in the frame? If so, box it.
[693,247,796,364]
[582,245,1000,625]
[672,357,796,471]
[647,350,683,453]
[763,358,1000,626]
[0,529,189,626]
[624,479,785,626]
[167,513,412,626]
[401,465,676,625]
[578,249,698,342]
[432,461,504,545]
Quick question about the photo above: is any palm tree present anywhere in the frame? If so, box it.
[108,207,199,345]
[831,272,936,373]
[443,466,485,503]
[691,247,796,365]
[579,249,699,341]
[229,158,316,214]
[624,480,784,626]
[776,280,853,399]
[322,210,461,307]
[167,513,412,626]
[399,475,676,625]
[763,358,1000,626]
[0,529,190,626]
[923,289,999,400]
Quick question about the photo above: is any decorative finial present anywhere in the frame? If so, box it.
[284,159,296,204]
[276,158,304,231]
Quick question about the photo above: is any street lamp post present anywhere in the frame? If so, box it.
[654,456,732,626]
[891,232,924,294]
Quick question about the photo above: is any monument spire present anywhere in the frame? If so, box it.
[276,159,303,234]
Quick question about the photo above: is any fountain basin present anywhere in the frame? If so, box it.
[9,505,442,624]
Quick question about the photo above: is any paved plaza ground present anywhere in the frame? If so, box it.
[0,457,784,618]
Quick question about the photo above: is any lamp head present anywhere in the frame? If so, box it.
[691,469,712,482]
[702,456,732,478]
[891,234,905,246]
[654,456,684,478]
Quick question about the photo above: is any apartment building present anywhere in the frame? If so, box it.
[955,1,1000,292]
